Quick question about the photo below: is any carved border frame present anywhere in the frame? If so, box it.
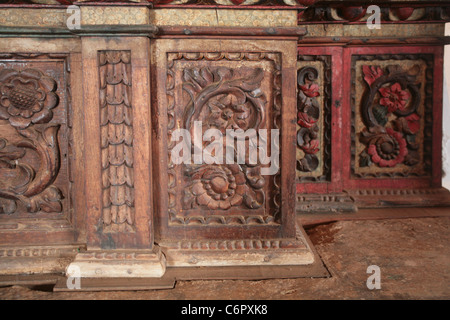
[0,52,75,236]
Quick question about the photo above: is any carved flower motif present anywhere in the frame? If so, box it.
[208,94,251,131]
[0,69,58,129]
[378,82,411,113]
[367,127,408,167]
[189,165,246,210]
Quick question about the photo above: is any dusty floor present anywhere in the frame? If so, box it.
[0,215,449,300]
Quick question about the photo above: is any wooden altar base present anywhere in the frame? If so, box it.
[0,227,328,292]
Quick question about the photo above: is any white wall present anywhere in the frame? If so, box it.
[442,23,450,190]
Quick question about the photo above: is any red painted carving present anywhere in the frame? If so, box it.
[378,82,411,113]
[359,64,422,169]
[362,65,383,87]
[393,7,415,21]
[297,66,320,172]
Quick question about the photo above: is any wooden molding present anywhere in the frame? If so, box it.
[66,247,166,278]
[160,225,315,267]
[0,244,83,275]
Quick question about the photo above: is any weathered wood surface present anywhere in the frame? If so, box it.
[0,2,449,281]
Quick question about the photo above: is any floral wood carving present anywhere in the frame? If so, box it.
[297,66,320,172]
[0,68,62,214]
[167,52,281,226]
[360,65,420,168]
[0,69,59,130]
[353,55,433,178]
[183,67,266,133]
[183,164,265,211]
[182,67,266,211]
[296,55,331,182]
[99,51,135,233]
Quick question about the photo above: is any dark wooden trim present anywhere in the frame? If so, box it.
[0,25,159,38]
[158,26,307,38]
[0,25,306,39]
[298,36,450,46]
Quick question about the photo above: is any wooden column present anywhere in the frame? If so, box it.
[67,35,165,278]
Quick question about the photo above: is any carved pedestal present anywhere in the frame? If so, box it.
[148,38,315,272]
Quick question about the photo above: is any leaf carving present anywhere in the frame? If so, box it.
[0,124,62,214]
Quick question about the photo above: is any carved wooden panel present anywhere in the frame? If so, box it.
[98,50,135,233]
[166,52,281,227]
[351,54,433,179]
[0,54,72,223]
[296,55,331,182]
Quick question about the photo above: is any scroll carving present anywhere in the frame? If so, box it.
[0,68,62,214]
[99,51,135,233]
[296,55,331,182]
[360,65,420,168]
[297,67,320,172]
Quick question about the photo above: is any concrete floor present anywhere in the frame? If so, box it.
[0,208,449,300]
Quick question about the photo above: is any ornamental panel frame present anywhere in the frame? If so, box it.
[351,54,434,179]
[152,39,298,241]
[342,46,443,191]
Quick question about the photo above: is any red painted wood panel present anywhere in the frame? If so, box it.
[341,45,444,191]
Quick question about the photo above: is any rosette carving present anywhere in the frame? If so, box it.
[0,69,59,130]
[183,164,265,211]
[183,66,265,134]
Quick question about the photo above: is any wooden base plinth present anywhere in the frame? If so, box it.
[66,247,166,278]
[51,226,326,291]
[0,244,83,276]
[159,225,315,268]
[54,276,176,292]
